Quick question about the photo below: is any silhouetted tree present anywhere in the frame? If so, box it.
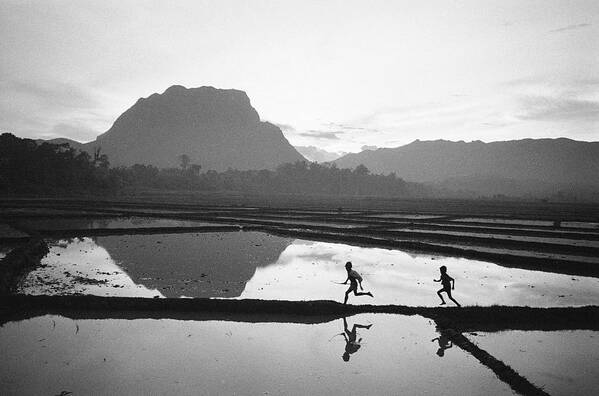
[354,164,370,176]
[190,164,201,176]
[179,154,190,170]
[93,147,110,169]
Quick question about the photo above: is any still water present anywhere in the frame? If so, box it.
[0,314,514,395]
[18,232,599,306]
[472,330,599,396]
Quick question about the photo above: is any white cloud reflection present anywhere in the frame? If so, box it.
[239,240,599,307]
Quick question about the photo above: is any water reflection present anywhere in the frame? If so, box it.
[240,240,599,307]
[431,335,453,357]
[19,232,599,306]
[19,238,163,297]
[473,330,599,396]
[21,232,292,298]
[95,232,292,297]
[340,317,372,362]
[0,314,514,395]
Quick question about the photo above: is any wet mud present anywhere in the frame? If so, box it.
[0,239,48,294]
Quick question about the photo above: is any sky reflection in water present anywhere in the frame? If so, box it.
[240,240,599,307]
[0,314,513,395]
[19,233,599,307]
[472,330,599,396]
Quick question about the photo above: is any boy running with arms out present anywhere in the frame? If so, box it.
[343,261,373,304]
[434,265,461,307]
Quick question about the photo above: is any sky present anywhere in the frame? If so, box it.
[1,0,598,153]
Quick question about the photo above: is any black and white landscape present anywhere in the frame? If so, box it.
[1,2,598,396]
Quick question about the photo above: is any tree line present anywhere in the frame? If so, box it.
[0,133,113,194]
[0,133,428,197]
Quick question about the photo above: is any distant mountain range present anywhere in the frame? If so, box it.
[32,85,598,199]
[36,137,85,150]
[335,139,599,197]
[42,85,305,170]
[294,146,347,163]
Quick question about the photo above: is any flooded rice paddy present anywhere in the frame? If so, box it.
[392,229,599,248]
[416,222,599,236]
[18,231,599,306]
[0,224,28,238]
[2,202,598,396]
[428,243,599,264]
[560,221,599,229]
[366,214,445,219]
[450,218,555,227]
[472,330,599,396]
[218,217,367,228]
[17,217,219,230]
[0,314,514,396]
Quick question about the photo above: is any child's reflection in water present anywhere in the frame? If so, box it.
[340,317,372,362]
[431,334,453,357]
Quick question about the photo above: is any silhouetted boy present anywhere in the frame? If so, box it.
[341,317,372,361]
[343,261,373,304]
[434,265,461,307]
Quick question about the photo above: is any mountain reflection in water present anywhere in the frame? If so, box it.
[94,232,293,298]
[21,232,599,306]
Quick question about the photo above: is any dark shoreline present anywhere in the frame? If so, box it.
[2,295,597,332]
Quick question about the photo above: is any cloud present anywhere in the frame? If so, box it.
[0,78,110,140]
[516,96,599,122]
[501,77,599,95]
[325,122,380,133]
[495,77,599,126]
[298,130,344,140]
[361,145,378,151]
[480,121,512,128]
[1,80,98,110]
[326,122,365,131]
[549,23,591,33]
[274,122,296,132]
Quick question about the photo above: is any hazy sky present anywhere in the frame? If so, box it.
[1,0,598,153]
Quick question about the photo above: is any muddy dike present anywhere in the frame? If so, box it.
[0,295,396,325]
[430,305,599,332]
[2,295,597,331]
[0,239,48,294]
[441,328,550,396]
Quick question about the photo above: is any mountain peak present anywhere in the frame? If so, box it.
[88,86,304,169]
[163,84,188,94]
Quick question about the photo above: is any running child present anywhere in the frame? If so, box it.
[342,261,373,304]
[433,265,461,307]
